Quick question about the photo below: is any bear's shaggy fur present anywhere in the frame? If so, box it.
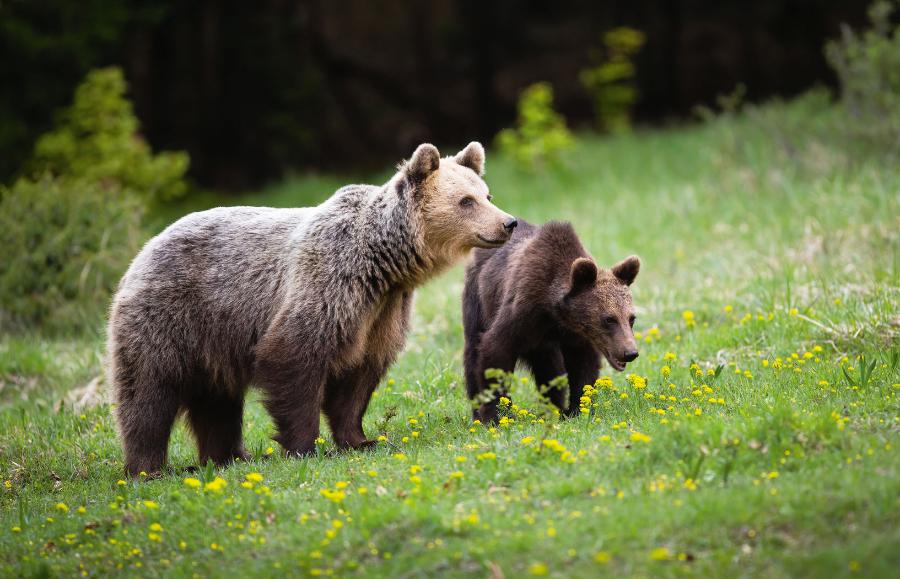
[463,220,640,422]
[108,142,516,477]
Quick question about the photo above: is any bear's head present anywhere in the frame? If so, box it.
[400,142,517,264]
[555,256,641,372]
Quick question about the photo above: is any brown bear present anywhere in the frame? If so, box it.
[107,142,517,477]
[463,220,640,422]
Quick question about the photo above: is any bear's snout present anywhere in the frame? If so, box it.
[623,349,639,363]
[503,217,518,232]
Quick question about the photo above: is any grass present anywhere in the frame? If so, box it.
[1,96,899,577]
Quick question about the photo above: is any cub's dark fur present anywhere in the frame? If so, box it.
[463,220,640,422]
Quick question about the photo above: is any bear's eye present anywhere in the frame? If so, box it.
[603,316,618,327]
[459,197,475,208]
[629,315,636,327]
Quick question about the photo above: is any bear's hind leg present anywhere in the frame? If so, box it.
[186,389,250,466]
[117,385,181,478]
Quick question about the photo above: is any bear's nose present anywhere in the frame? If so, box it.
[623,349,639,363]
[503,217,518,232]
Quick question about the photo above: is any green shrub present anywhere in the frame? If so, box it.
[1,67,189,331]
[0,176,144,331]
[825,0,900,153]
[579,27,645,133]
[496,82,574,170]
[27,67,189,205]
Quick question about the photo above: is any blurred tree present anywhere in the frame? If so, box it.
[825,0,900,154]
[496,82,574,171]
[29,67,188,204]
[0,0,167,181]
[0,66,188,330]
[580,27,646,133]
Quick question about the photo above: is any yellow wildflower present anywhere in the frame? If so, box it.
[203,477,227,492]
[630,431,651,444]
[528,563,549,576]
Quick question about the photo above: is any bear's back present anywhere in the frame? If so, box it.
[123,206,311,289]
[468,220,589,321]
[109,206,318,387]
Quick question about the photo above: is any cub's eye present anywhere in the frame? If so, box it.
[603,316,617,327]
[459,197,475,208]
[629,315,636,327]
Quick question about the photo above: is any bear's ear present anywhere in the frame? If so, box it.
[611,255,640,286]
[405,143,441,183]
[454,141,485,176]
[569,257,598,294]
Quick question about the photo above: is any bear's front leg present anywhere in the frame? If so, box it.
[255,326,328,456]
[523,346,567,413]
[323,361,387,450]
[562,342,600,417]
[260,369,327,456]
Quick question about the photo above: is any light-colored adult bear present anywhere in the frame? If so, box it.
[108,142,517,477]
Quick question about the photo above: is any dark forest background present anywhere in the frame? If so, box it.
[0,0,869,190]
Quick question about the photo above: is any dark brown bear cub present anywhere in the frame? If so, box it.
[463,220,640,422]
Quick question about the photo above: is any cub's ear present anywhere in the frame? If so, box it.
[454,141,485,176]
[405,143,441,182]
[611,255,640,286]
[569,257,598,294]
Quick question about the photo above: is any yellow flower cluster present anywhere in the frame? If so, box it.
[635,326,662,343]
[541,439,576,463]
[204,477,227,493]
[319,488,347,504]
[630,431,651,444]
[626,374,647,389]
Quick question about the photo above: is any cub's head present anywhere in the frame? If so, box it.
[401,142,517,260]
[555,256,641,372]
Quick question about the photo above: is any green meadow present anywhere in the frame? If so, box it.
[1,96,898,577]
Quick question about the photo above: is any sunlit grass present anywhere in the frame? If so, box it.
[1,98,898,577]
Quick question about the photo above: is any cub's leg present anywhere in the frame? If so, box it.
[186,388,250,466]
[473,322,521,423]
[524,346,567,413]
[323,362,386,450]
[561,342,601,417]
[462,276,486,411]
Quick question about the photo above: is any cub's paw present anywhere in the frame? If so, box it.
[474,404,500,425]
[353,439,378,451]
[336,438,379,452]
